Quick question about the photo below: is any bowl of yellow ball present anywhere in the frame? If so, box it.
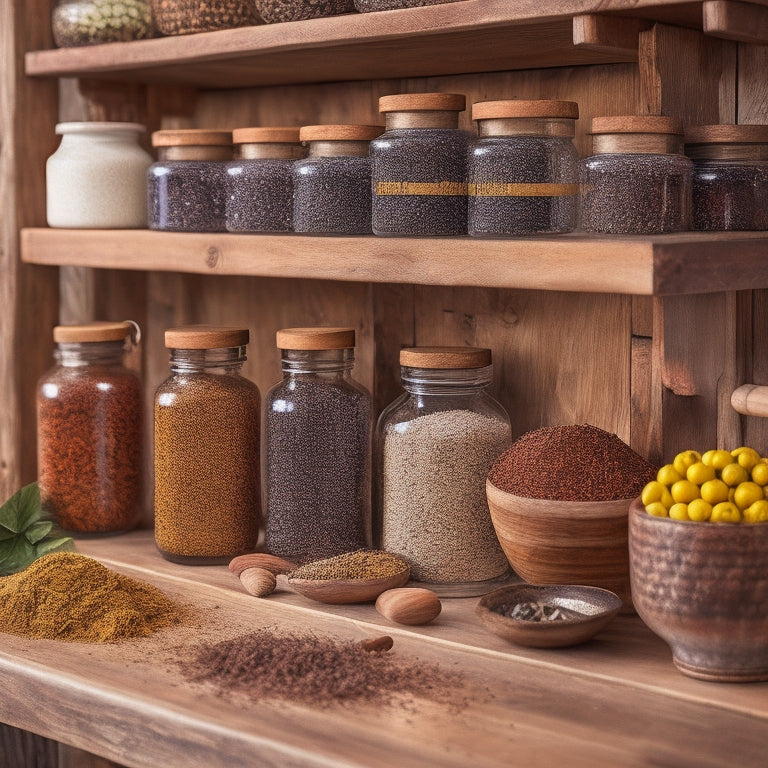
[630,446,768,681]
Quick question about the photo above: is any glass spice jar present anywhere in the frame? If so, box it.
[37,321,143,535]
[370,92,470,236]
[225,127,305,233]
[264,327,371,561]
[292,125,383,235]
[685,124,768,231]
[51,0,155,47]
[151,0,261,35]
[468,99,580,236]
[375,347,512,594]
[154,326,261,565]
[580,115,693,234]
[46,122,154,228]
[148,129,233,232]
[255,0,354,24]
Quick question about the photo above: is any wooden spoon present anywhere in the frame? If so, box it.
[287,567,410,604]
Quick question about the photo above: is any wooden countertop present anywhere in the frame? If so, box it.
[1,530,766,767]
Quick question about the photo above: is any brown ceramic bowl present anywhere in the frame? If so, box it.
[476,584,622,648]
[629,497,768,682]
[486,479,634,608]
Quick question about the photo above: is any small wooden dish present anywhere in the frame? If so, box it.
[287,568,410,604]
[476,584,622,648]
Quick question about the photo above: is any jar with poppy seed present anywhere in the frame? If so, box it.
[468,100,580,236]
[264,327,371,561]
[370,93,470,236]
[375,347,512,593]
[37,321,143,535]
[293,125,383,235]
[225,127,305,233]
[154,326,261,565]
[148,129,233,232]
[685,124,768,231]
[580,115,693,234]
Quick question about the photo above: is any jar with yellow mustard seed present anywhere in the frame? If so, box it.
[154,326,261,564]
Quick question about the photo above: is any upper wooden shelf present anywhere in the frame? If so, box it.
[21,227,768,296]
[24,0,764,88]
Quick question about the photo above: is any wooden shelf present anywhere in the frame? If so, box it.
[0,530,766,768]
[21,0,719,88]
[21,227,768,296]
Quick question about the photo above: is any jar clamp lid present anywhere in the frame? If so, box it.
[400,346,492,369]
[53,320,140,344]
[684,124,768,161]
[276,327,356,350]
[165,325,250,349]
[589,115,684,154]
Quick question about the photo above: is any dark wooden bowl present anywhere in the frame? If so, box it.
[486,479,634,608]
[629,497,768,681]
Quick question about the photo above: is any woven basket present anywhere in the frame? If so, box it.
[152,0,261,35]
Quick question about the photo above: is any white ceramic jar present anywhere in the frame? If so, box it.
[46,122,153,228]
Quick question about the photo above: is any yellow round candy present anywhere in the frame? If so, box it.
[686,462,715,485]
[673,450,702,476]
[669,503,690,521]
[700,478,729,505]
[711,501,742,523]
[645,502,669,518]
[687,498,713,522]
[656,464,682,486]
[744,499,768,524]
[731,446,762,471]
[720,462,749,487]
[751,461,768,486]
[671,479,701,504]
[733,481,764,511]
[702,449,733,470]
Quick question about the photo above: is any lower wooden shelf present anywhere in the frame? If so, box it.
[0,531,766,768]
[21,227,768,296]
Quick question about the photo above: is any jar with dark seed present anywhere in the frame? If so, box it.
[354,0,459,9]
[148,129,233,233]
[52,0,156,47]
[264,327,371,561]
[293,125,383,235]
[154,326,261,564]
[37,321,143,535]
[685,124,768,231]
[151,0,262,35]
[226,127,305,233]
[580,115,693,234]
[370,92,469,236]
[468,99,580,237]
[375,347,511,591]
[255,0,354,23]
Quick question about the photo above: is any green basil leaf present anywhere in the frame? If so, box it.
[0,527,17,542]
[0,537,36,576]
[35,537,75,556]
[25,520,53,544]
[0,482,42,533]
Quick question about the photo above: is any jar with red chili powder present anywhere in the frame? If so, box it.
[37,321,143,534]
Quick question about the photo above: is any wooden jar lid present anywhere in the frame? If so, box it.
[589,115,683,135]
[299,125,384,142]
[378,93,466,113]
[684,124,768,145]
[472,100,579,120]
[399,346,492,369]
[164,325,249,349]
[276,327,356,350]
[232,127,302,144]
[152,129,233,147]
[53,321,134,343]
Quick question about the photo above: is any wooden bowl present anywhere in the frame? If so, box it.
[287,568,410,604]
[629,497,768,682]
[476,584,622,648]
[486,479,634,608]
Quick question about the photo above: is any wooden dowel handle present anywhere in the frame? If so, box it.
[731,384,768,417]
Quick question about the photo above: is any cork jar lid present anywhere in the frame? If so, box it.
[400,346,492,369]
[684,124,768,145]
[53,321,136,343]
[232,126,302,144]
[152,129,233,147]
[589,115,683,135]
[379,93,466,113]
[472,100,579,121]
[164,325,250,349]
[299,125,384,142]
[276,327,356,350]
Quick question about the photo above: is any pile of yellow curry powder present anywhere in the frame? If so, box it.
[0,552,186,643]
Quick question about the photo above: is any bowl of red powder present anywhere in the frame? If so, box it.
[486,424,656,609]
